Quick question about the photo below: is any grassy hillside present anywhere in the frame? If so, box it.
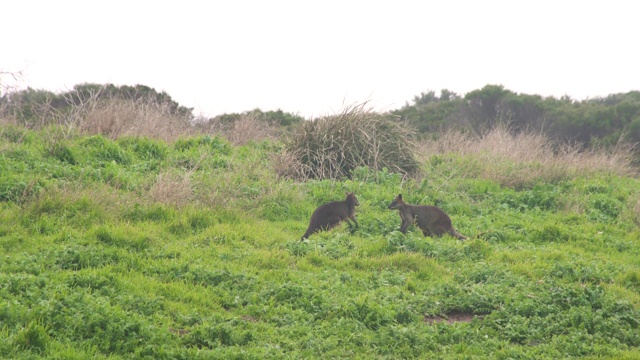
[1,125,639,359]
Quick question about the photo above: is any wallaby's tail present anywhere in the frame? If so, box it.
[452,229,467,241]
[301,229,312,241]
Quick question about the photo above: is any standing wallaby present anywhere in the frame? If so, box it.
[387,194,466,240]
[301,192,360,240]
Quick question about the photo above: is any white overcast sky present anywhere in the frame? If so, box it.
[2,0,639,118]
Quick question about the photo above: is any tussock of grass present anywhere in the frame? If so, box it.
[278,102,419,180]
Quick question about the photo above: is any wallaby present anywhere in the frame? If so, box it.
[301,192,360,240]
[387,194,466,240]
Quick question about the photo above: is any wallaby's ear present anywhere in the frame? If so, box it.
[397,194,403,200]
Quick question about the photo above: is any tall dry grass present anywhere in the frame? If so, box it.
[148,172,194,208]
[0,87,193,142]
[419,126,637,188]
[78,97,191,142]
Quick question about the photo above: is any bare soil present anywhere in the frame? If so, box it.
[424,311,485,325]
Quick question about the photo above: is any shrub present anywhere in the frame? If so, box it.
[279,103,419,180]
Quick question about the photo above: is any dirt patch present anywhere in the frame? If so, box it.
[169,327,190,336]
[241,315,259,323]
[424,311,485,325]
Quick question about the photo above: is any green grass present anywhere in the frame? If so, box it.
[1,127,639,359]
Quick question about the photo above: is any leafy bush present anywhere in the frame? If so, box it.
[279,103,419,180]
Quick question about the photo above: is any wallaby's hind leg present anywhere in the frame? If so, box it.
[431,226,448,237]
[346,218,358,234]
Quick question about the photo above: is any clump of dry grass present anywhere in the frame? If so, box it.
[277,103,419,180]
[419,126,637,188]
[148,172,194,208]
[270,149,314,181]
[29,182,141,220]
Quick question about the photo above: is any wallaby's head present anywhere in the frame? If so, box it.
[387,194,405,210]
[346,192,360,206]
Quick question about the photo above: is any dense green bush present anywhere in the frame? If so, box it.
[394,85,640,149]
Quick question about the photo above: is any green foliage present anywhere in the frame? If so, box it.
[395,85,640,149]
[1,126,640,359]
[209,108,304,127]
[392,89,464,133]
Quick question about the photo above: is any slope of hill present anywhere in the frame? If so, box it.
[1,126,639,359]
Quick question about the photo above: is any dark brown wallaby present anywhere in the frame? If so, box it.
[387,194,466,240]
[301,192,360,240]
